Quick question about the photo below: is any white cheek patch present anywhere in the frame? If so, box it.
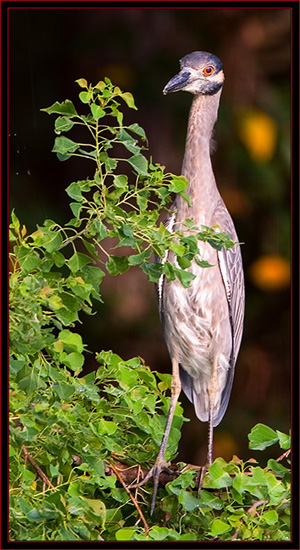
[211,70,224,84]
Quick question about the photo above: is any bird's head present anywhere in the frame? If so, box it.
[163,51,224,96]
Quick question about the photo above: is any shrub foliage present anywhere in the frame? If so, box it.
[9,78,290,541]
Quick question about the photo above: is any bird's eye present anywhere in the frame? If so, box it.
[203,66,214,76]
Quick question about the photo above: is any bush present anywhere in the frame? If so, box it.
[9,78,290,541]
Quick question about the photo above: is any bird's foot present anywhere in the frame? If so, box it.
[129,458,174,515]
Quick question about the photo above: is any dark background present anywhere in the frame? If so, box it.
[9,7,291,465]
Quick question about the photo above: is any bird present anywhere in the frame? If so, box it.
[133,51,245,515]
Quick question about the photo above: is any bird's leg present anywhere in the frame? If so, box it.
[197,404,214,497]
[130,357,181,515]
[197,363,217,497]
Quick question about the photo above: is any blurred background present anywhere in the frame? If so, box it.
[9,8,291,465]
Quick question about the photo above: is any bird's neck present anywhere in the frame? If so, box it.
[176,90,222,225]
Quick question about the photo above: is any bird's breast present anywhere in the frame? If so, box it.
[162,242,232,383]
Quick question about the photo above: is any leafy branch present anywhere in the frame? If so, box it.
[9,78,290,542]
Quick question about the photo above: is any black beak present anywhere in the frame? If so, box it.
[163,69,191,95]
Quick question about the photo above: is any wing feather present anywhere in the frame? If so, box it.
[215,202,245,424]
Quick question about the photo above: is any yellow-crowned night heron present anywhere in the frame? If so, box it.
[136,51,245,514]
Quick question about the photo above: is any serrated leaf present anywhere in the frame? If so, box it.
[41,100,78,117]
[53,136,80,154]
[128,123,146,139]
[195,257,213,268]
[127,154,149,176]
[248,424,279,451]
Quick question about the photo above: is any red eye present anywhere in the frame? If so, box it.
[203,66,214,76]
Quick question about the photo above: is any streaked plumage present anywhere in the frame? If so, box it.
[158,51,244,428]
[133,52,245,514]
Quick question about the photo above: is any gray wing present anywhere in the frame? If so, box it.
[214,203,245,425]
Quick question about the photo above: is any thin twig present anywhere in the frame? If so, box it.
[276,449,291,462]
[22,445,57,492]
[247,500,266,515]
[108,462,149,535]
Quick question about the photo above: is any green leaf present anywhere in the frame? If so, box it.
[75,78,88,88]
[174,267,195,288]
[61,351,84,371]
[248,424,279,450]
[128,123,147,140]
[208,460,233,489]
[232,472,248,495]
[90,104,105,120]
[79,91,92,104]
[210,519,232,536]
[43,229,63,253]
[41,100,78,117]
[10,209,20,231]
[267,459,290,476]
[113,174,128,189]
[261,509,278,525]
[53,136,80,155]
[119,91,137,110]
[70,202,82,218]
[127,154,149,176]
[169,242,186,256]
[15,246,41,274]
[53,381,76,400]
[66,181,90,201]
[15,365,39,396]
[195,257,213,268]
[128,249,151,266]
[199,491,224,510]
[276,430,291,450]
[55,116,75,134]
[115,528,137,541]
[58,330,84,352]
[97,419,117,435]
[178,490,200,512]
[68,252,92,273]
[141,261,163,282]
[169,175,189,193]
[106,255,129,276]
